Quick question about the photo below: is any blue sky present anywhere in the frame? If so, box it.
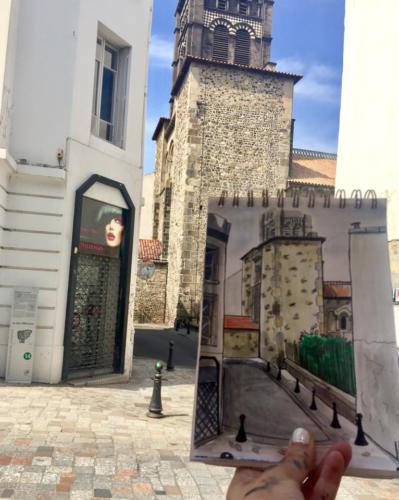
[144,0,345,173]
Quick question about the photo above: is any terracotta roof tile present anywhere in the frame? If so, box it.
[224,315,259,330]
[288,149,337,188]
[323,282,352,298]
[138,239,163,261]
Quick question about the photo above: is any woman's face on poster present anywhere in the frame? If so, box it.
[105,216,124,247]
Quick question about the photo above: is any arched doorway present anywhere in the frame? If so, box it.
[62,175,134,380]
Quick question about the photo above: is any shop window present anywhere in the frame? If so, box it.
[92,33,130,148]
[204,246,219,281]
[202,293,218,346]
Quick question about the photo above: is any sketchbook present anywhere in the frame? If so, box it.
[191,192,399,478]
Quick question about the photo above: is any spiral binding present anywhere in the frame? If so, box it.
[216,189,379,208]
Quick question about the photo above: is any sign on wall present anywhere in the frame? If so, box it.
[6,287,39,384]
[79,197,126,259]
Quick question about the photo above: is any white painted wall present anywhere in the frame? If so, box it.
[336,0,399,196]
[139,172,155,239]
[350,230,399,458]
[336,0,399,347]
[0,0,153,383]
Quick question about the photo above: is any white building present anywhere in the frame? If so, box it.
[336,0,399,346]
[0,0,153,383]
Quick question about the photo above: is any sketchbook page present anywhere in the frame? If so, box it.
[190,196,399,479]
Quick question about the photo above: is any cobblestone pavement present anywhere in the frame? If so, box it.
[0,358,398,499]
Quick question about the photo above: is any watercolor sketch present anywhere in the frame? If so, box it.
[191,196,399,477]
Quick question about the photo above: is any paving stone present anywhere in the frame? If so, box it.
[0,357,397,499]
[94,488,112,498]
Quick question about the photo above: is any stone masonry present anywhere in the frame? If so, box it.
[154,61,299,324]
[148,0,301,325]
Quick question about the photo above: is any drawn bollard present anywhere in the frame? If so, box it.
[276,366,282,381]
[266,361,271,372]
[294,378,300,393]
[147,361,164,418]
[310,388,317,410]
[330,402,341,429]
[167,341,175,371]
[354,413,368,446]
[236,414,247,443]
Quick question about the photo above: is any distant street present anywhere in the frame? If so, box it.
[133,327,198,367]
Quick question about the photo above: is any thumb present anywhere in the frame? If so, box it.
[280,427,316,484]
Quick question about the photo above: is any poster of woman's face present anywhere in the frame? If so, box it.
[79,197,125,258]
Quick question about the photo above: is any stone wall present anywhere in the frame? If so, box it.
[244,239,325,364]
[134,262,168,324]
[154,60,296,324]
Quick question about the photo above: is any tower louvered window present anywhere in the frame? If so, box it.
[239,1,248,15]
[213,25,229,62]
[217,0,227,10]
[234,29,250,65]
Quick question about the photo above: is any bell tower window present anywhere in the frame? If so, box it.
[213,25,229,62]
[234,29,250,65]
[239,1,248,16]
[217,0,227,10]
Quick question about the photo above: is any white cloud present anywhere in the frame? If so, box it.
[276,57,341,105]
[150,34,174,69]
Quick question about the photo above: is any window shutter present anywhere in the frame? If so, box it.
[213,25,229,62]
[114,47,130,149]
[234,29,250,65]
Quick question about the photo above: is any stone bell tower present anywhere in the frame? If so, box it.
[152,0,301,325]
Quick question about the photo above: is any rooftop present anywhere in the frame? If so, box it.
[288,148,337,188]
[323,281,352,299]
[224,315,259,331]
[138,239,163,262]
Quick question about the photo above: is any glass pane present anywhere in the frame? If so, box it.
[105,45,117,70]
[100,68,114,123]
[92,60,100,115]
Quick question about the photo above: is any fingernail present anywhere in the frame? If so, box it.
[291,428,310,444]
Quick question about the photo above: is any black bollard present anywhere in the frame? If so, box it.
[167,341,175,371]
[294,378,300,393]
[186,319,191,335]
[330,402,341,429]
[310,389,317,410]
[266,361,271,372]
[354,413,368,446]
[147,361,164,418]
[236,414,247,443]
[174,318,180,331]
[276,366,282,381]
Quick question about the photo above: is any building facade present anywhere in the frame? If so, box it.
[151,0,301,325]
[0,0,153,383]
[335,0,399,344]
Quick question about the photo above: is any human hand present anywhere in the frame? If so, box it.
[227,427,352,499]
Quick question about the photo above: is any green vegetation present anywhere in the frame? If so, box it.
[299,335,356,396]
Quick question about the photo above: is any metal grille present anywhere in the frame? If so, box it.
[194,360,220,446]
[213,25,229,62]
[69,253,122,375]
[234,29,250,65]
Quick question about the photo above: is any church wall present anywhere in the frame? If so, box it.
[167,62,295,320]
[260,240,324,364]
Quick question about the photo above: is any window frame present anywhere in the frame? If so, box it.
[91,34,130,149]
